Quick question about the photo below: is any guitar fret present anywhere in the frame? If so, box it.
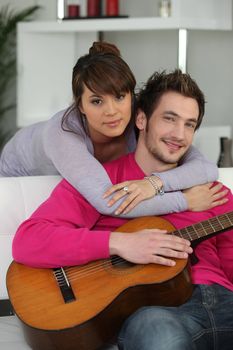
[211,217,224,232]
[207,219,215,232]
[223,214,233,227]
[224,215,233,226]
[175,227,192,240]
[186,226,196,239]
[200,222,207,236]
[226,211,233,221]
[173,229,180,238]
[228,214,233,225]
[220,218,229,228]
[183,227,193,240]
[172,211,233,242]
[201,221,213,235]
[192,222,203,238]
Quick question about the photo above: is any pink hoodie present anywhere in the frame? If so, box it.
[13,153,233,291]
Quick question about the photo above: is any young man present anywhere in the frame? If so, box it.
[12,70,232,349]
[115,72,233,350]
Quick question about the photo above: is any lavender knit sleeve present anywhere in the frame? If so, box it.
[44,117,216,218]
[153,145,219,192]
[43,115,187,218]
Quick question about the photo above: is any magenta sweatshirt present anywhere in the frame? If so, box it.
[13,153,233,291]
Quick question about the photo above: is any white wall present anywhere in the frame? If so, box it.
[0,0,56,20]
[1,0,233,156]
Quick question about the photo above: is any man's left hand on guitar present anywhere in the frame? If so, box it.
[109,228,193,267]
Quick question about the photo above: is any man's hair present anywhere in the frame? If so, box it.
[137,69,206,130]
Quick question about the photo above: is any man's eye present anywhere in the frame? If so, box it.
[164,116,175,122]
[186,123,196,129]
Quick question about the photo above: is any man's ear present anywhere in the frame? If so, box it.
[135,110,147,130]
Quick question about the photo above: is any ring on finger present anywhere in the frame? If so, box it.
[123,186,129,193]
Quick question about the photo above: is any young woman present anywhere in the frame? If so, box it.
[0,41,218,217]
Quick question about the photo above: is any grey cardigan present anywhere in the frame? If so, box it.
[0,108,218,218]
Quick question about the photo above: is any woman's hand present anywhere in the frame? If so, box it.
[183,182,228,211]
[103,178,159,215]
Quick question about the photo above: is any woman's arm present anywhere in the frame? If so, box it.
[44,116,189,217]
[44,115,218,218]
[103,146,219,215]
[153,145,218,192]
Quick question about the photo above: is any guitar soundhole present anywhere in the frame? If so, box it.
[110,255,135,269]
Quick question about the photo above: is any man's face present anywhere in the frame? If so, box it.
[142,91,199,166]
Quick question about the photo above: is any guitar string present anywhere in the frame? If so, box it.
[64,256,124,276]
[55,214,233,285]
[61,257,128,282]
[56,265,129,285]
[54,257,138,285]
[176,216,233,241]
[59,220,233,284]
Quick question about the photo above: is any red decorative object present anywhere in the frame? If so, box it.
[87,0,101,17]
[68,5,80,18]
[106,0,119,16]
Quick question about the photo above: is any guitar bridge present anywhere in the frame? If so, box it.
[53,267,76,303]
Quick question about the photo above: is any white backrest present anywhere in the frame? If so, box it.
[0,176,61,299]
[218,168,233,190]
[0,169,233,300]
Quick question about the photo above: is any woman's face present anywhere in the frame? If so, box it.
[79,85,132,142]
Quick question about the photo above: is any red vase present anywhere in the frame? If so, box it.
[68,5,80,18]
[87,0,101,17]
[106,0,119,16]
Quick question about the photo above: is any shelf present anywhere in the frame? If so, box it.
[18,15,232,34]
[16,0,232,126]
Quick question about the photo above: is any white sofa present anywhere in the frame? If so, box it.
[0,170,233,349]
[0,176,61,350]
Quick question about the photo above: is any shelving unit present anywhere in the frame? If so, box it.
[17,14,233,33]
[17,0,232,126]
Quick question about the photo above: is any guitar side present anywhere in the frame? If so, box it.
[7,216,193,350]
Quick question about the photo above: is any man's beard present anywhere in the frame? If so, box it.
[145,137,183,165]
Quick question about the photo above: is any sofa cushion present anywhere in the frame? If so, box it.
[0,176,61,299]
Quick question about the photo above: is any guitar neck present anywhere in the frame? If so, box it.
[173,210,233,242]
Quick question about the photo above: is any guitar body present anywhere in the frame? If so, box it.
[7,216,193,350]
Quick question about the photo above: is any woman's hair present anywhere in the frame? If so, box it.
[62,41,136,132]
[137,69,206,130]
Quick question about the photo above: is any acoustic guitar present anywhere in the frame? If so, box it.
[6,212,233,350]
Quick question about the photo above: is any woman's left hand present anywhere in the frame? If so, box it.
[183,182,228,211]
[103,179,156,215]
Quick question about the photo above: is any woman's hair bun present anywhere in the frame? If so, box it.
[89,41,121,57]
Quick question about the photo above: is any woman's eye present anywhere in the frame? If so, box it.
[91,99,102,105]
[116,94,125,101]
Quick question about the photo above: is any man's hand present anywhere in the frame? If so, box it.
[109,229,193,267]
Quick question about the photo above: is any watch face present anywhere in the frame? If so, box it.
[158,188,165,196]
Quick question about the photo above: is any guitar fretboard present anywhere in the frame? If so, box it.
[173,211,233,242]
